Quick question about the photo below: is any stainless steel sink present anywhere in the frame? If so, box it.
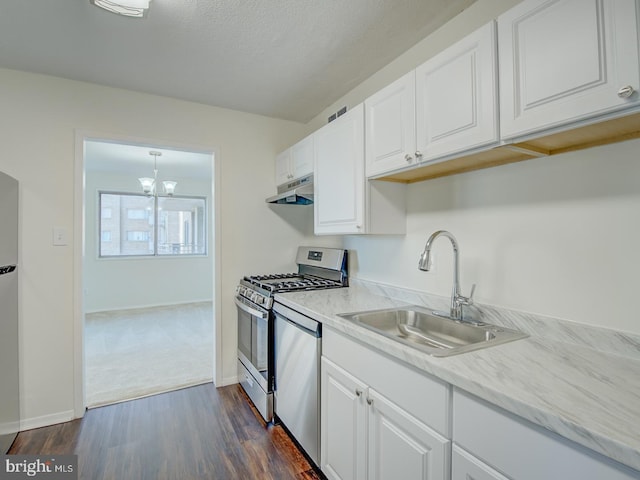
[337,306,527,357]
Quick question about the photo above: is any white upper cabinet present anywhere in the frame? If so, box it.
[290,135,314,178]
[314,105,366,235]
[364,21,499,178]
[275,134,314,185]
[314,104,406,235]
[498,0,640,140]
[275,149,292,186]
[280,1,640,189]
[415,21,499,161]
[365,72,417,177]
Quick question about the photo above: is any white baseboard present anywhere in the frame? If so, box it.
[218,374,238,387]
[0,420,20,435]
[20,410,76,432]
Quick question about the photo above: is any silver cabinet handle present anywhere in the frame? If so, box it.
[355,389,362,397]
[366,397,373,406]
[618,85,635,98]
[415,151,423,159]
[404,154,413,162]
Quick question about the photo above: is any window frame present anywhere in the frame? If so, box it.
[98,190,208,259]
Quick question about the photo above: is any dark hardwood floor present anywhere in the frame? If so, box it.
[9,383,321,480]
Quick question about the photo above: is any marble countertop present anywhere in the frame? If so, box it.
[274,284,640,473]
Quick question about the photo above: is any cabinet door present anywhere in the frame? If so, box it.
[365,72,417,177]
[498,0,640,139]
[290,135,314,180]
[314,104,365,235]
[416,21,498,162]
[321,358,368,480]
[367,389,450,480]
[451,445,509,480]
[275,149,292,186]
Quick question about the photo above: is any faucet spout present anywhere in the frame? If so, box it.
[419,230,471,321]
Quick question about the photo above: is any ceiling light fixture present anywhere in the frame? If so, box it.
[139,151,177,196]
[91,0,151,18]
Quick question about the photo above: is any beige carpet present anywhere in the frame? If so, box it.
[85,302,214,407]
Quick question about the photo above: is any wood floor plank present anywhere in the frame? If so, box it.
[9,383,323,480]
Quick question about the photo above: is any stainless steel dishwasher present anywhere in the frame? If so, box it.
[273,301,321,467]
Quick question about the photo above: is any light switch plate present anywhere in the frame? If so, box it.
[53,227,68,246]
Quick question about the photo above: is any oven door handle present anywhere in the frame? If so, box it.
[235,297,269,319]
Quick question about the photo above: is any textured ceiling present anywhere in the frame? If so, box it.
[0,0,474,123]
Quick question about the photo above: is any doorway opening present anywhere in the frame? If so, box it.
[78,136,218,408]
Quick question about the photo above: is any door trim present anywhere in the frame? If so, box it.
[73,129,221,418]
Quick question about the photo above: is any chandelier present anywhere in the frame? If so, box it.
[91,0,152,18]
[138,151,177,196]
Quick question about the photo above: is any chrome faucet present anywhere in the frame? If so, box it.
[419,230,475,322]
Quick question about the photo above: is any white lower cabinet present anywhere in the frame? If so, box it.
[367,388,449,480]
[321,328,451,480]
[321,357,367,480]
[453,389,640,480]
[451,445,509,480]
[321,358,449,480]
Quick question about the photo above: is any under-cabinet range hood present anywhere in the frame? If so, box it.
[266,174,313,205]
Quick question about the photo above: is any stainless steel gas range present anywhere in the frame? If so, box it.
[235,246,348,423]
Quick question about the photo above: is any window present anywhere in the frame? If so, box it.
[157,197,207,255]
[99,192,206,257]
[127,209,148,220]
[126,231,150,242]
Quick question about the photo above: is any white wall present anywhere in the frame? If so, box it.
[84,171,213,312]
[305,0,640,336]
[345,139,640,335]
[0,67,339,428]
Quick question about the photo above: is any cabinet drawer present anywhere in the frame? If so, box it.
[452,445,508,480]
[323,327,450,436]
[453,389,639,480]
